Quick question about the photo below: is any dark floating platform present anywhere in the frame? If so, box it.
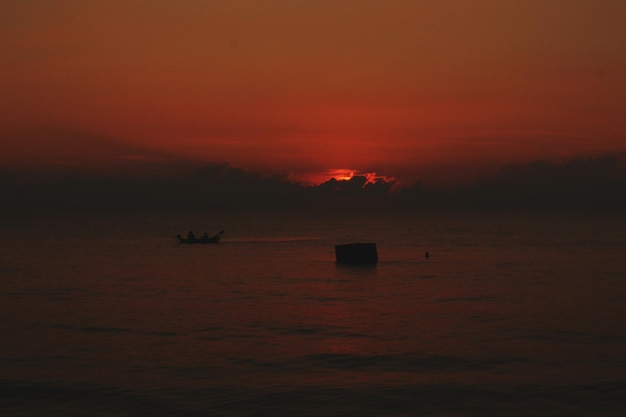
[335,242,378,265]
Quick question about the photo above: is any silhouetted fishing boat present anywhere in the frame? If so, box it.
[177,231,224,244]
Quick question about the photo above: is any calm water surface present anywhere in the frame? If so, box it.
[1,210,625,416]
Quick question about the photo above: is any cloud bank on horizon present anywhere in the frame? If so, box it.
[2,156,626,212]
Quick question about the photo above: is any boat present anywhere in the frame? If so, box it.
[177,231,224,244]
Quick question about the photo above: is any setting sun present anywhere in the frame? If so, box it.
[328,169,356,182]
[288,169,396,186]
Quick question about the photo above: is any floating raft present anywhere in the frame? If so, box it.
[335,242,378,265]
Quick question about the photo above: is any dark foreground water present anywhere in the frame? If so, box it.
[1,210,625,416]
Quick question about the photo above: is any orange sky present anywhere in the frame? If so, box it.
[1,0,625,185]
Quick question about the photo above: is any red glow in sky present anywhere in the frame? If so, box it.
[1,1,625,185]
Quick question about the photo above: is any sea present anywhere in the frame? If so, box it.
[1,209,625,416]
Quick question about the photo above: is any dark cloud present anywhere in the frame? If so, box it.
[0,162,305,212]
[471,156,626,209]
[2,156,625,213]
[396,156,626,210]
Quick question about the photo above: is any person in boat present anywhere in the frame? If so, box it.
[200,232,210,243]
[187,231,196,242]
